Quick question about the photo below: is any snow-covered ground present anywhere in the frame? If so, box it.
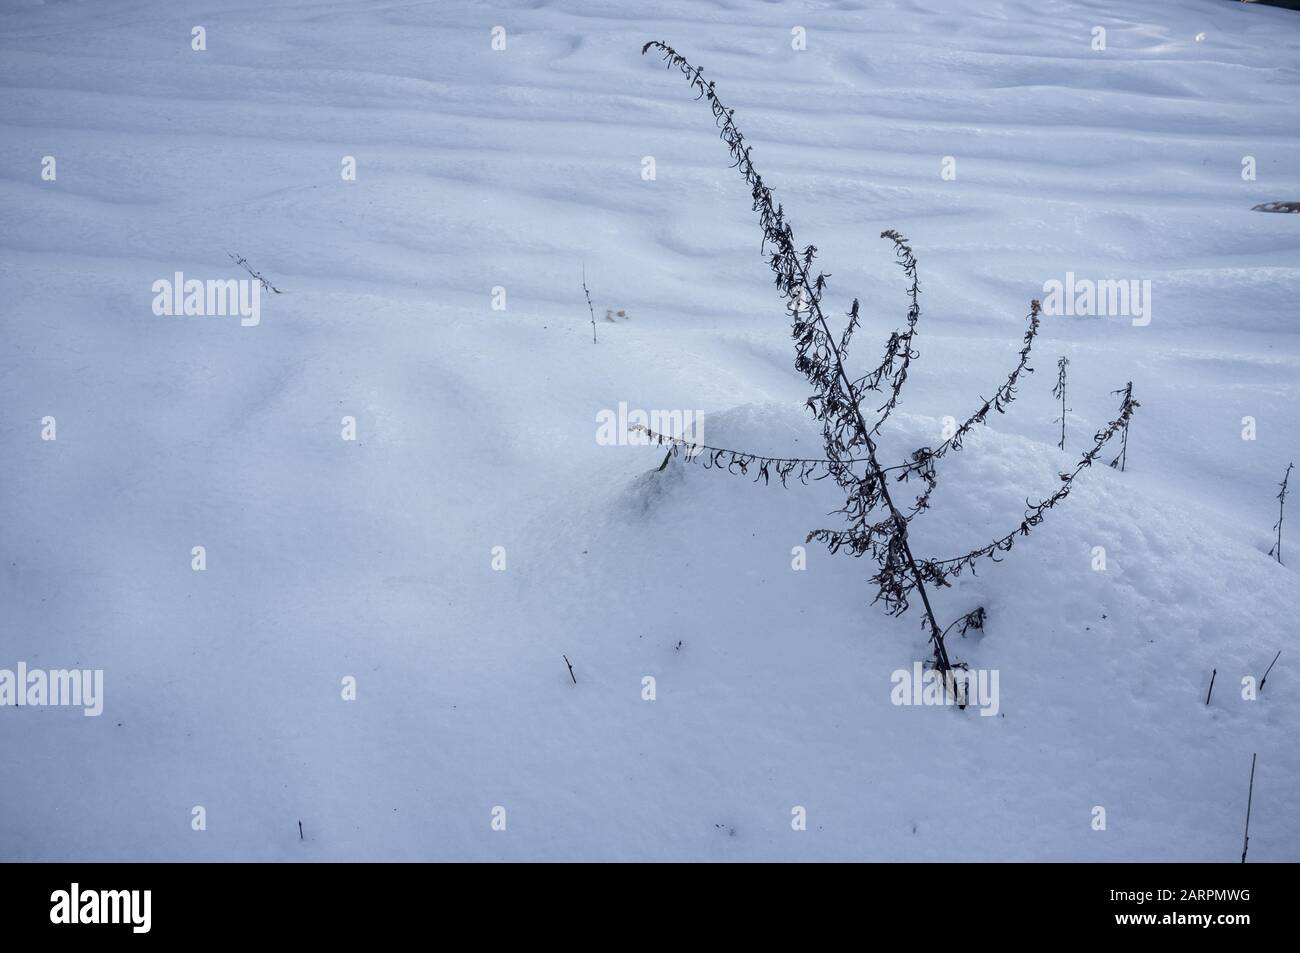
[1,0,1297,861]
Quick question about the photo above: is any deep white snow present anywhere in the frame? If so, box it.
[1,0,1298,860]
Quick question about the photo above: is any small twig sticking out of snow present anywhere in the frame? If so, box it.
[298,820,304,841]
[1241,753,1257,864]
[1267,463,1292,564]
[562,654,577,684]
[1052,357,1070,451]
[1259,650,1282,693]
[1108,382,1136,471]
[228,252,283,293]
[582,265,596,343]
[940,606,985,641]
[1205,669,1216,706]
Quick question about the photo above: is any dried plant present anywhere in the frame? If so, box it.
[582,265,597,343]
[1267,462,1293,564]
[906,386,1139,597]
[638,41,1138,680]
[942,606,986,642]
[1241,752,1257,864]
[1052,357,1070,451]
[227,252,282,294]
[1107,381,1137,471]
